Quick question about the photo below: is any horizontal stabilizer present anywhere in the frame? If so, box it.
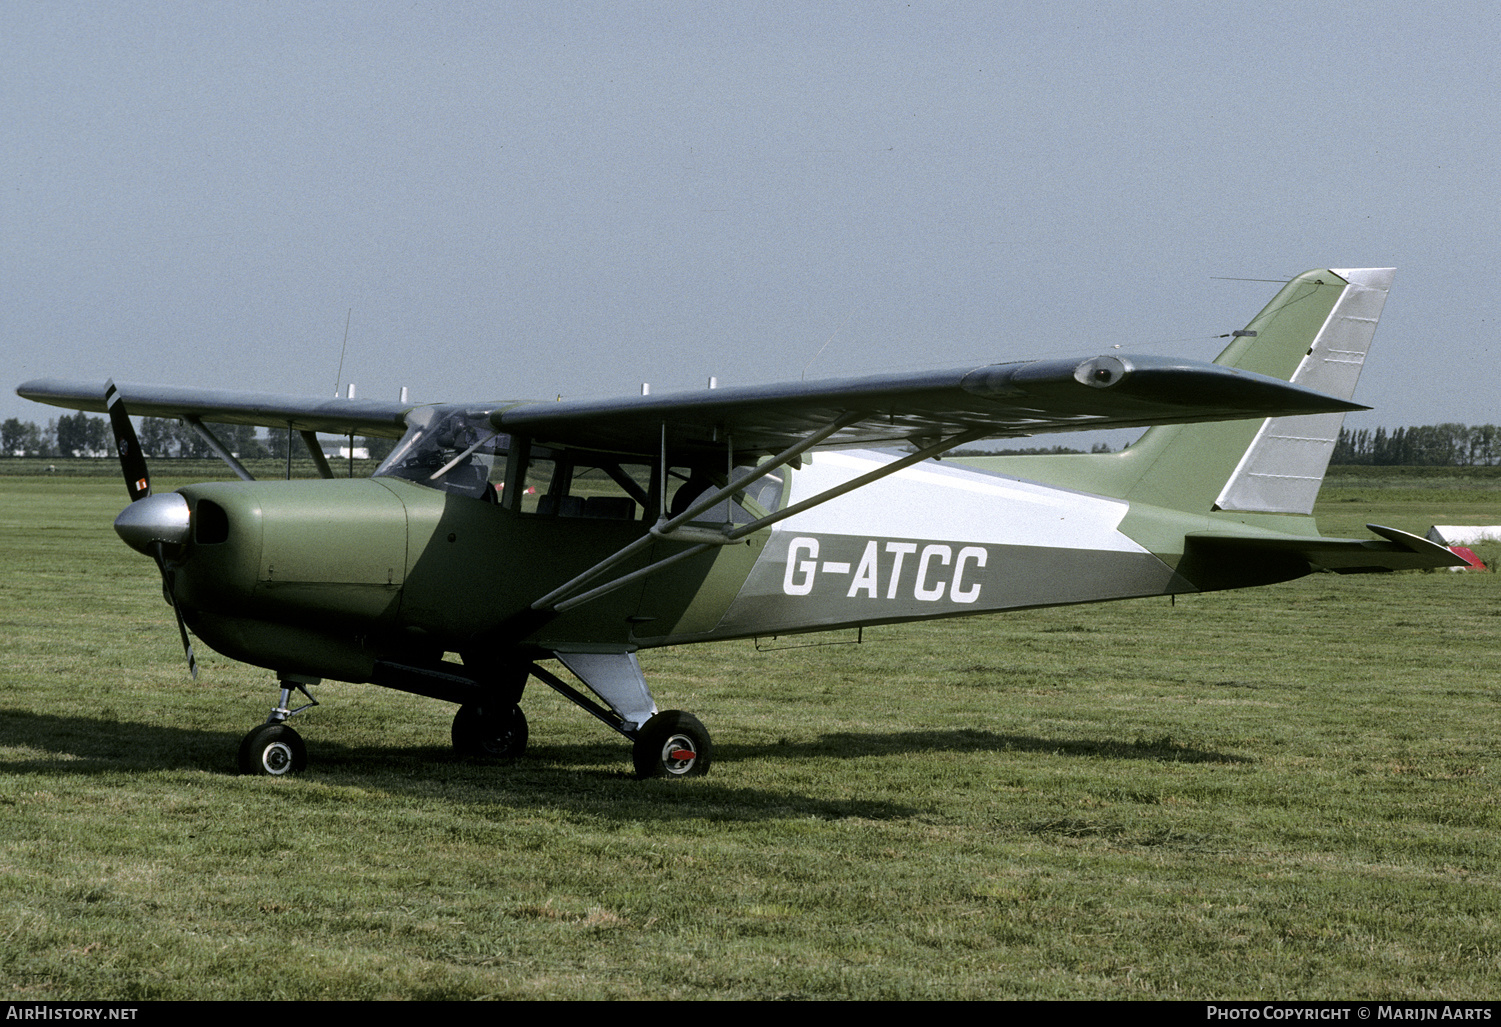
[1187,523,1467,574]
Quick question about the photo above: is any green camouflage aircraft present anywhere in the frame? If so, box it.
[18,268,1461,779]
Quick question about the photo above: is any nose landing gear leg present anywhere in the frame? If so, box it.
[238,676,320,776]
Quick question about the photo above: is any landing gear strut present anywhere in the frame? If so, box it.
[528,657,715,779]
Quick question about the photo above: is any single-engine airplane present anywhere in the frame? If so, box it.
[17,268,1462,779]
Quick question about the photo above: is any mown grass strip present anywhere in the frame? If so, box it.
[1,472,1497,999]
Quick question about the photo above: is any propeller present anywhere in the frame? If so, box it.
[105,380,151,502]
[106,380,199,680]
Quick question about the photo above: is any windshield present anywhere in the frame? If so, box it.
[374,407,508,500]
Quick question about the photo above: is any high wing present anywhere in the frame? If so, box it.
[19,354,1362,458]
[15,379,415,439]
[493,354,1361,460]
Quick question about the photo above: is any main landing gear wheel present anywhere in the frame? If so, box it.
[451,703,529,760]
[632,710,712,779]
[238,724,307,776]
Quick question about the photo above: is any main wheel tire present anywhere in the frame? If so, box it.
[452,703,529,760]
[632,710,712,779]
[237,723,307,776]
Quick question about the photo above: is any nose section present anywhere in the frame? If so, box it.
[114,492,191,555]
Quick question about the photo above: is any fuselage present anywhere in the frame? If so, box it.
[150,446,1231,685]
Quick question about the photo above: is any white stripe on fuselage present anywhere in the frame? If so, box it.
[776,450,1146,553]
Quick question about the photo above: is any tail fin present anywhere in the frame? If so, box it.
[1203,267,1392,514]
[962,268,1393,517]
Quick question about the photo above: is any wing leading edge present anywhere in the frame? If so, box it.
[16,379,416,438]
[492,354,1366,460]
[20,353,1362,456]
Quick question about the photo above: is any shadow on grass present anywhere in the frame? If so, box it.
[752,728,1250,765]
[0,707,237,772]
[0,708,926,821]
[2,707,1247,786]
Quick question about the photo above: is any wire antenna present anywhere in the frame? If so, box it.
[333,308,352,397]
[801,309,855,381]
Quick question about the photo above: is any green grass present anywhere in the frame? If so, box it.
[2,472,1500,999]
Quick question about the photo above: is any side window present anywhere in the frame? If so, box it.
[567,462,652,521]
[666,465,783,524]
[507,450,783,525]
[517,449,652,521]
[741,467,784,517]
[516,454,555,514]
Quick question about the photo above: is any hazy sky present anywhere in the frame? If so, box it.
[5,1,1498,439]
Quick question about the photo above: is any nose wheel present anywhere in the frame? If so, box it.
[238,723,307,776]
[238,677,319,776]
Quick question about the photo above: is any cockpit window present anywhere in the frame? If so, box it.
[374,407,508,500]
[375,407,787,524]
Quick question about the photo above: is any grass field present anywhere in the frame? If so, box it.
[2,466,1499,1000]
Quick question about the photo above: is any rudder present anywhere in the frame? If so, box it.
[1209,268,1392,514]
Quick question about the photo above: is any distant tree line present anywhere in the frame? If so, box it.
[1331,425,1501,466]
[2,411,116,457]
[964,427,1501,466]
[1,413,393,461]
[950,443,1116,456]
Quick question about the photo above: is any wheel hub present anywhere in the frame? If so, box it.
[261,741,295,774]
[660,734,698,775]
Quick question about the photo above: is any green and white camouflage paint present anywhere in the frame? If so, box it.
[18,268,1459,777]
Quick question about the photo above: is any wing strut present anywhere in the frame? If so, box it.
[183,416,256,482]
[532,420,992,615]
[299,430,335,479]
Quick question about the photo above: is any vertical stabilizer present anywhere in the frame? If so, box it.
[1211,268,1392,514]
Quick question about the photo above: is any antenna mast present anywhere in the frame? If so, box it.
[333,308,352,396]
